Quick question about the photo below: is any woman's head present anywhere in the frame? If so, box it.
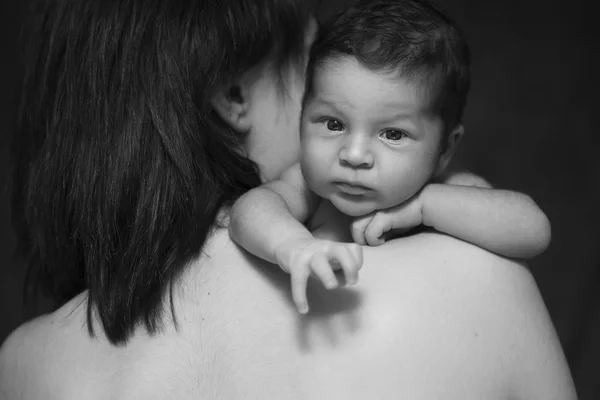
[11,0,314,344]
[211,17,318,182]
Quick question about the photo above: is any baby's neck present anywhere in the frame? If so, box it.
[308,199,355,242]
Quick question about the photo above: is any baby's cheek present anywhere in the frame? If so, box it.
[301,153,328,194]
[387,173,428,206]
[301,142,321,171]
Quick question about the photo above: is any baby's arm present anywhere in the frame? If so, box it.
[229,163,362,313]
[229,163,317,264]
[421,184,551,259]
[352,182,550,259]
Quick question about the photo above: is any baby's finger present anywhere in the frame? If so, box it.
[351,217,370,245]
[310,254,338,290]
[290,267,311,314]
[331,245,361,285]
[365,214,392,246]
[348,243,363,266]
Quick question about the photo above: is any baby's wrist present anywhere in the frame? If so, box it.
[273,234,313,272]
[419,183,440,227]
[273,241,293,271]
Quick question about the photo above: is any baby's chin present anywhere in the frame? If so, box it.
[328,195,379,217]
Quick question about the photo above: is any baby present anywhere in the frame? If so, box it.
[229,0,551,313]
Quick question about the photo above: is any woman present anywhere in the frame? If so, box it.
[0,0,576,399]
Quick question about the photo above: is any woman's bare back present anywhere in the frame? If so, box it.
[0,231,575,400]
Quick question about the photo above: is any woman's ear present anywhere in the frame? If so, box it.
[434,124,464,177]
[210,84,252,132]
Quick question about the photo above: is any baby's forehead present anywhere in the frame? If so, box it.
[311,60,437,109]
[315,55,438,90]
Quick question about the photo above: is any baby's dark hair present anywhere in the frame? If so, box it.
[305,0,470,132]
[10,0,312,345]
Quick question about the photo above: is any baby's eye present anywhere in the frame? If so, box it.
[325,118,344,131]
[380,129,407,142]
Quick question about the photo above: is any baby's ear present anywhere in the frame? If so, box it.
[210,84,252,132]
[434,124,464,177]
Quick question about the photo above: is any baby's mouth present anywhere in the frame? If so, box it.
[333,181,373,196]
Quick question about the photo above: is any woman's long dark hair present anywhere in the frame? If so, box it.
[10,0,312,344]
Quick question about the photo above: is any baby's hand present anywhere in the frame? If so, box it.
[352,193,424,246]
[274,238,363,314]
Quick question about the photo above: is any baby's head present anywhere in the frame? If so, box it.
[300,0,470,216]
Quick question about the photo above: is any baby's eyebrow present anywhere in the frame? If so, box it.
[378,112,417,123]
[310,96,354,111]
[307,101,347,119]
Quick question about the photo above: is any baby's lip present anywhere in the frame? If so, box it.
[333,181,374,196]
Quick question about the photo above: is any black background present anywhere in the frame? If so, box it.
[1,0,598,397]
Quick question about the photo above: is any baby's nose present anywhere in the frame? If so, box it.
[339,135,374,169]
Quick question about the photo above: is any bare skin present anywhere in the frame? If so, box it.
[0,228,576,400]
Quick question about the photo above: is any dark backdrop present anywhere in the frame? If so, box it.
[1,0,598,398]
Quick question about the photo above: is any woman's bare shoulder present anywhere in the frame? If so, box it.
[364,231,540,296]
[0,294,100,400]
[359,232,576,400]
[1,312,55,399]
